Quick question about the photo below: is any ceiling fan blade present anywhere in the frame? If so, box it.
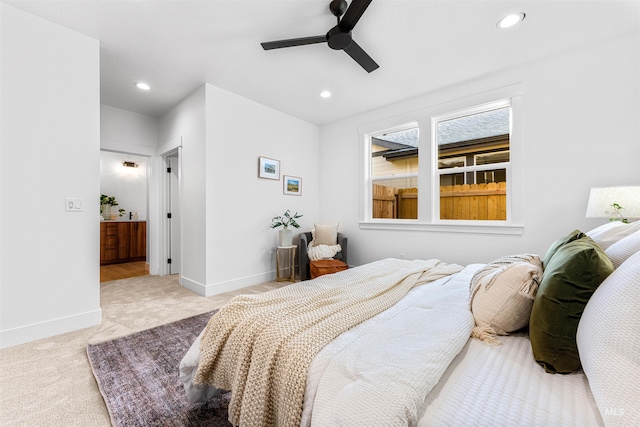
[261,35,327,50]
[343,40,379,72]
[339,0,373,32]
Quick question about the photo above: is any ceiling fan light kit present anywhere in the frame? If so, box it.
[261,0,379,73]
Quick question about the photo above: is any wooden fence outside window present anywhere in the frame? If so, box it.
[373,182,506,220]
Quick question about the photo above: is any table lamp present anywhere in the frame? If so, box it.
[585,186,640,223]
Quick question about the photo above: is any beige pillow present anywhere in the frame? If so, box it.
[586,220,640,250]
[310,224,339,247]
[470,254,543,345]
[605,230,640,268]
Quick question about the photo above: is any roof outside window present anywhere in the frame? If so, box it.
[375,107,509,149]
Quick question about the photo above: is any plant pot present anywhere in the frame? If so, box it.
[279,228,293,246]
[103,205,112,220]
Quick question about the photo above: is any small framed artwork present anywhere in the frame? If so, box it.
[283,175,302,196]
[258,156,280,180]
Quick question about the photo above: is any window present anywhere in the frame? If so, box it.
[435,103,511,221]
[370,125,419,220]
[361,85,523,234]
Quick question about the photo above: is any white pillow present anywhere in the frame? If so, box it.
[310,224,339,247]
[576,251,640,426]
[605,230,640,268]
[586,220,640,250]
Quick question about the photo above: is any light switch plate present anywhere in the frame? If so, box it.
[65,198,84,212]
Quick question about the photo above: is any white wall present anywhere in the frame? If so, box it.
[158,84,320,296]
[0,5,101,348]
[158,85,208,290]
[319,32,640,267]
[101,104,158,156]
[205,84,320,294]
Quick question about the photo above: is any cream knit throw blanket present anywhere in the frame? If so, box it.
[307,243,342,261]
[193,258,463,427]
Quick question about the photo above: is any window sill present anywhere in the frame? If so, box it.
[359,220,524,235]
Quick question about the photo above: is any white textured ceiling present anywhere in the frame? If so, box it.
[4,0,639,126]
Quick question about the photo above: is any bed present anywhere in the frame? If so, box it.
[180,221,640,427]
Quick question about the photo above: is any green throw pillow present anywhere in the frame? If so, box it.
[530,235,614,373]
[541,229,585,269]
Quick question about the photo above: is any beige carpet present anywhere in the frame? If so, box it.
[0,275,287,426]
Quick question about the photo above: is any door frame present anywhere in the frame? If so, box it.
[158,145,183,278]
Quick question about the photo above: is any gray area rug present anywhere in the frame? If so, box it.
[87,310,232,426]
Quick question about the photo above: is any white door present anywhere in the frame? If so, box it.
[167,155,181,275]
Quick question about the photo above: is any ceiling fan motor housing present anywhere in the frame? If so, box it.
[327,26,352,50]
[327,0,352,50]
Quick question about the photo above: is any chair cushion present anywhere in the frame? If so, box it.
[530,234,614,373]
[310,224,339,247]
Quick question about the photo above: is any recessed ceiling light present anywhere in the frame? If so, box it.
[135,82,151,91]
[497,13,525,29]
[320,90,331,98]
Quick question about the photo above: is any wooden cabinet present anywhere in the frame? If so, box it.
[100,222,118,263]
[117,223,130,260]
[129,222,146,259]
[100,221,146,265]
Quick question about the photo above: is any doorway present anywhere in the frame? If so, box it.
[99,150,150,282]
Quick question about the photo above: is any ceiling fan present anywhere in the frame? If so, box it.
[260,0,379,73]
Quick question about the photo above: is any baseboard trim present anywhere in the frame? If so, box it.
[180,276,207,296]
[204,271,276,297]
[0,308,102,349]
[180,271,279,297]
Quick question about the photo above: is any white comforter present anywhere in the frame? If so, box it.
[303,263,602,427]
[180,263,476,426]
[301,264,476,426]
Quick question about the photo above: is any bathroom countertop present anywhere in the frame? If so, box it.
[100,219,146,222]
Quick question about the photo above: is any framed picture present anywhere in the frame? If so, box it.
[283,175,302,196]
[258,156,280,180]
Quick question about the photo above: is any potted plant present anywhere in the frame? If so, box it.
[100,194,119,220]
[271,210,302,246]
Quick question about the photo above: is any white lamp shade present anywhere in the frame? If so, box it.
[585,186,640,219]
